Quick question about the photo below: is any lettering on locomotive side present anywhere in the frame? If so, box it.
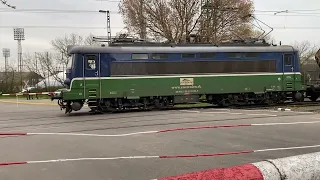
[171,85,202,90]
[172,78,202,94]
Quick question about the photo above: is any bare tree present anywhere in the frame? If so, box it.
[119,0,147,39]
[23,52,49,88]
[85,33,103,46]
[47,33,99,79]
[0,65,21,93]
[197,0,254,43]
[23,52,66,88]
[18,33,99,91]
[119,0,254,43]
[50,33,84,69]
[293,41,318,67]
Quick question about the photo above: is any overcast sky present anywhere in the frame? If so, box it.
[1,0,320,68]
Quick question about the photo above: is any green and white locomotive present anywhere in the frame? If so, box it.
[58,39,305,113]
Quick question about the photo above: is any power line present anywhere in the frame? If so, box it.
[0,25,125,29]
[0,25,320,30]
[255,13,320,17]
[0,6,320,13]
[0,8,120,14]
[0,0,16,9]
[94,0,120,2]
[1,7,320,18]
[255,9,320,13]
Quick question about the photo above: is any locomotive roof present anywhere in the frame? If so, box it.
[68,45,297,55]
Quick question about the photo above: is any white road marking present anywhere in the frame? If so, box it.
[179,110,200,113]
[253,121,320,126]
[295,112,314,114]
[247,114,277,117]
[242,109,279,113]
[28,131,158,137]
[211,109,231,111]
[180,110,279,116]
[203,112,244,115]
[255,144,320,152]
[28,156,159,164]
[4,121,320,138]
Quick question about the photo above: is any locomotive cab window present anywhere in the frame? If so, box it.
[86,55,96,70]
[182,53,195,59]
[132,53,149,60]
[200,53,216,59]
[67,54,75,69]
[245,53,259,58]
[284,54,293,66]
[152,53,169,60]
[227,53,243,58]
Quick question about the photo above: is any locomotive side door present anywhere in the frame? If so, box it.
[83,54,101,99]
[282,53,295,91]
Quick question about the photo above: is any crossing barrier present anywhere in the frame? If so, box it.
[1,92,54,96]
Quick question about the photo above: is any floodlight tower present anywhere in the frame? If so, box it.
[13,28,25,72]
[13,28,25,90]
[2,48,10,73]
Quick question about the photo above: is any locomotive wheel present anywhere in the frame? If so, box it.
[293,92,304,102]
[217,99,231,107]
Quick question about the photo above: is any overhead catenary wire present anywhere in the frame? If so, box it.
[1,10,320,18]
[0,25,123,29]
[2,7,320,14]
[0,0,16,9]
[94,0,120,2]
[0,8,119,14]
[0,25,320,30]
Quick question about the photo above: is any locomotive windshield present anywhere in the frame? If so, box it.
[67,54,75,69]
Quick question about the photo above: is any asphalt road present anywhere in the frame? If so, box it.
[0,99,320,180]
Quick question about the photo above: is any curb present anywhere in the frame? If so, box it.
[156,152,320,180]
[156,164,263,180]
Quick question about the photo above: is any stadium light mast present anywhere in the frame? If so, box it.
[13,27,25,90]
[2,48,10,73]
[13,28,25,72]
[99,10,111,44]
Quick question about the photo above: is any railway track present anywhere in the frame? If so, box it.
[229,100,320,110]
[81,100,320,115]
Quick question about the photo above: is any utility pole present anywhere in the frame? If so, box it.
[61,51,65,81]
[35,52,38,88]
[46,52,50,88]
[98,10,112,45]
